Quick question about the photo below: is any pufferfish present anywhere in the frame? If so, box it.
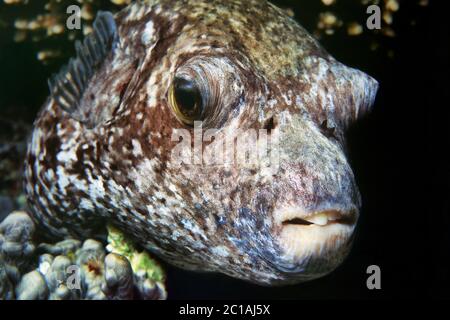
[24,0,378,285]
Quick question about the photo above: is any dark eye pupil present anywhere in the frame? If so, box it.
[173,77,203,119]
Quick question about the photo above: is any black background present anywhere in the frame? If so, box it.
[0,0,448,299]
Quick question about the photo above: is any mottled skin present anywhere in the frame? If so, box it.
[24,0,378,285]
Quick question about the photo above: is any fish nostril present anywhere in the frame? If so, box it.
[319,119,337,139]
[263,116,276,134]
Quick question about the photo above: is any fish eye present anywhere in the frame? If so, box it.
[169,77,204,125]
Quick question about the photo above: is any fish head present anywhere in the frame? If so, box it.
[124,0,378,285]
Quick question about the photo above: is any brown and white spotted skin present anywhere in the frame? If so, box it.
[24,0,378,285]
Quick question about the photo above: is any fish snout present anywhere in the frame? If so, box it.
[269,206,357,280]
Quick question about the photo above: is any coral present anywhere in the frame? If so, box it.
[107,225,167,299]
[102,253,134,299]
[15,270,48,300]
[0,211,167,300]
[0,256,14,299]
[0,211,36,283]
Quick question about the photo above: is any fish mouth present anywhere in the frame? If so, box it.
[275,208,358,263]
[281,210,356,227]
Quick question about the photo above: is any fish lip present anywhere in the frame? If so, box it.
[273,206,358,272]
